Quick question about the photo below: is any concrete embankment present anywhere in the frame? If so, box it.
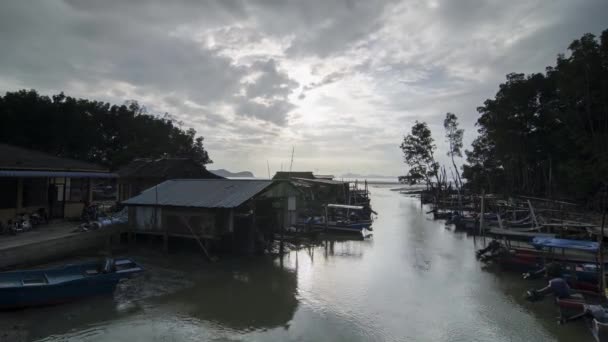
[0,223,126,270]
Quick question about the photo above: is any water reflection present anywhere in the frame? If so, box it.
[2,187,595,341]
[0,293,139,341]
[149,259,298,332]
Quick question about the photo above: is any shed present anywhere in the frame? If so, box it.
[122,179,299,253]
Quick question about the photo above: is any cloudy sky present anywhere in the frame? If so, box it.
[1,1,606,177]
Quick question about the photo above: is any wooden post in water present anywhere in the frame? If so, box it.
[324,204,329,232]
[479,190,485,245]
[599,193,607,299]
[527,200,539,228]
[163,222,169,253]
[178,216,214,261]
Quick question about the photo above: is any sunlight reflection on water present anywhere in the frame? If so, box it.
[1,186,592,342]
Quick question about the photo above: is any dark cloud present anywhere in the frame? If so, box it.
[0,0,299,127]
[1,0,607,175]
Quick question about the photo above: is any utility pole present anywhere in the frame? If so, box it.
[289,146,295,172]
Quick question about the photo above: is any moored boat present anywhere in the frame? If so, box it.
[0,257,143,309]
[557,298,608,342]
[305,204,374,234]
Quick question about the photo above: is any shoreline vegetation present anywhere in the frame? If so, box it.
[0,92,212,171]
[399,28,608,211]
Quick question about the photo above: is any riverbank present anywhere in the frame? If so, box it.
[0,222,125,270]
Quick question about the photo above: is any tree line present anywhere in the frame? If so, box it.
[401,28,608,204]
[0,90,212,170]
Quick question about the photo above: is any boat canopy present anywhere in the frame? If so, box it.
[327,204,364,210]
[532,237,599,252]
[489,228,555,239]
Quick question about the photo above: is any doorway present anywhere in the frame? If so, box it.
[48,178,65,219]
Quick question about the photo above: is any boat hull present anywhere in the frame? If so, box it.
[0,258,142,309]
[0,275,121,309]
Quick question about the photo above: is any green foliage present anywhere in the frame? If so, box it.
[0,90,212,170]
[443,112,464,189]
[443,113,463,158]
[399,121,438,185]
[463,29,608,202]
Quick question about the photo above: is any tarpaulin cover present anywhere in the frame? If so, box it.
[532,237,599,252]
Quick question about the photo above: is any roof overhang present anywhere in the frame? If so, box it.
[0,170,117,178]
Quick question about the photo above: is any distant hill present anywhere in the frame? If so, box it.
[209,169,255,178]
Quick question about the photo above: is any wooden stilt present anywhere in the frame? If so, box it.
[163,225,169,253]
[599,194,607,299]
[479,190,485,245]
[178,216,215,261]
[527,200,539,228]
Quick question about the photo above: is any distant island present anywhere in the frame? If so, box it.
[209,169,255,178]
[340,173,397,179]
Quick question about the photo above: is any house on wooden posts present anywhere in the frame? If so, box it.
[272,171,316,180]
[0,144,117,223]
[121,179,300,254]
[272,171,350,215]
[117,158,222,201]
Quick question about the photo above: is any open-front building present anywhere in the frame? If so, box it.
[0,144,117,224]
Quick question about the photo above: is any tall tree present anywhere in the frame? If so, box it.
[399,121,438,187]
[462,28,608,204]
[443,112,464,189]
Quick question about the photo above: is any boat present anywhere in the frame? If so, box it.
[557,298,608,342]
[303,204,373,234]
[323,220,372,233]
[478,237,606,294]
[0,257,143,309]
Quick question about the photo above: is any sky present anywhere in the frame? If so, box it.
[1,1,607,177]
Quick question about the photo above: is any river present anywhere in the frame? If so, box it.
[1,186,592,341]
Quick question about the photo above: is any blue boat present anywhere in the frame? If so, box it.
[323,204,373,234]
[0,258,143,309]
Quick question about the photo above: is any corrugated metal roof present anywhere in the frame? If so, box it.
[291,177,348,185]
[122,179,274,208]
[0,170,117,178]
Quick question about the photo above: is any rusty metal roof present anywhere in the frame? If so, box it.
[122,179,274,208]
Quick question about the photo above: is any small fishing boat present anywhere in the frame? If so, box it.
[0,257,143,309]
[477,237,606,288]
[296,204,374,234]
[557,298,608,342]
[325,204,373,233]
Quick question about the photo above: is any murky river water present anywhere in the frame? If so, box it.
[1,186,592,341]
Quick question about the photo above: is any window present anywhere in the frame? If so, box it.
[92,179,117,201]
[0,179,18,209]
[68,178,89,202]
[22,178,48,207]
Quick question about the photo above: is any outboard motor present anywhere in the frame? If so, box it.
[476,240,502,259]
[526,277,576,302]
[101,258,115,273]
